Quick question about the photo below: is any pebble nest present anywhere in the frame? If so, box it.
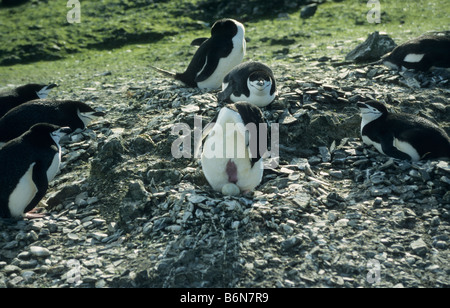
[0,55,449,288]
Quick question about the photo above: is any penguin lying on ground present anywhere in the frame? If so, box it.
[381,34,450,71]
[218,61,277,107]
[0,83,57,117]
[0,123,71,219]
[0,99,105,146]
[151,18,246,90]
[198,102,267,195]
[357,100,450,161]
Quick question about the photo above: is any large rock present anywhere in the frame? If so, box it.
[346,31,397,63]
[301,3,318,19]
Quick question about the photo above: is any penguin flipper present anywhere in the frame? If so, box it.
[380,135,412,161]
[24,162,49,215]
[191,37,209,46]
[218,82,234,102]
[194,112,219,159]
[195,39,233,83]
[150,65,177,78]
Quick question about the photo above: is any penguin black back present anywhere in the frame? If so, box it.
[0,123,70,219]
[387,113,450,160]
[227,102,266,166]
[0,83,57,118]
[0,99,105,144]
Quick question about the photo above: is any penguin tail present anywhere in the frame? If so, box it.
[331,59,384,68]
[357,59,383,68]
[149,65,177,78]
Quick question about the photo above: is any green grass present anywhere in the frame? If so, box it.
[0,0,448,86]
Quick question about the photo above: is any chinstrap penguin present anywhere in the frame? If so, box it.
[0,99,105,145]
[381,34,450,71]
[199,102,267,195]
[151,18,246,90]
[218,61,277,107]
[357,100,450,161]
[0,123,71,219]
[0,83,57,117]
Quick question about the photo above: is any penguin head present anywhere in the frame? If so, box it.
[210,18,245,39]
[69,102,105,129]
[381,51,400,70]
[36,83,58,99]
[15,83,56,100]
[77,109,106,128]
[247,71,273,96]
[357,101,387,122]
[27,123,71,146]
[50,126,72,145]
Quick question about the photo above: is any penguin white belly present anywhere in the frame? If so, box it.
[201,155,232,191]
[8,163,37,218]
[46,151,61,181]
[362,135,385,155]
[197,36,245,90]
[393,138,420,161]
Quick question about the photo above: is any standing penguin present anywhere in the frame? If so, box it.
[381,34,450,71]
[199,102,267,195]
[0,99,105,145]
[151,18,246,90]
[0,123,71,219]
[0,83,58,117]
[218,61,277,107]
[357,100,450,161]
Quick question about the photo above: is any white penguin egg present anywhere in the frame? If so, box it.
[222,183,241,196]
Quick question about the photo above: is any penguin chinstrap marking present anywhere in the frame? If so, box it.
[381,34,450,71]
[152,18,246,90]
[0,83,58,118]
[218,61,277,107]
[0,123,71,219]
[200,102,267,195]
[0,99,105,145]
[357,101,450,161]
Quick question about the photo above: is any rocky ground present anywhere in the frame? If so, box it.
[0,49,449,288]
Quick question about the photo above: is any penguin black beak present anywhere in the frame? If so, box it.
[47,83,58,89]
[92,111,106,117]
[357,102,368,109]
[60,127,72,135]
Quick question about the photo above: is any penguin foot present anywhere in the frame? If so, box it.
[24,208,45,219]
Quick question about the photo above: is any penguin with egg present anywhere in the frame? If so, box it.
[196,102,269,196]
